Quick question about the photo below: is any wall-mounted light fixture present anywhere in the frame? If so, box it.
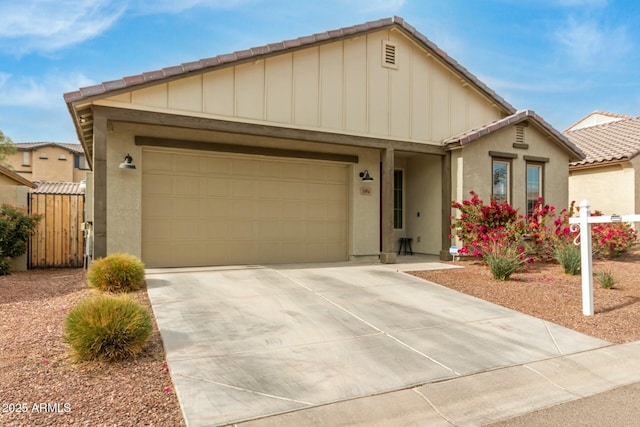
[359,169,374,181]
[119,153,136,169]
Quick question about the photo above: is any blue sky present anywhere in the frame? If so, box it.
[1,0,639,143]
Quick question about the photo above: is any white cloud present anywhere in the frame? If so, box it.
[0,72,94,109]
[554,16,631,66]
[0,0,125,54]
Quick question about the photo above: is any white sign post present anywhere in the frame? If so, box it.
[569,200,640,316]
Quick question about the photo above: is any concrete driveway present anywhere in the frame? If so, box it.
[146,259,609,426]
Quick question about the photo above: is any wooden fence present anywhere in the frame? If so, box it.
[28,188,85,268]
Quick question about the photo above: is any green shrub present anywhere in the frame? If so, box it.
[0,204,41,275]
[555,243,581,275]
[596,269,616,289]
[484,243,526,281]
[64,295,152,362]
[88,253,145,292]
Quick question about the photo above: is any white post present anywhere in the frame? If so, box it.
[579,200,594,316]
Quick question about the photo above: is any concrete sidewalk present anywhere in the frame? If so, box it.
[146,260,625,426]
[233,341,640,426]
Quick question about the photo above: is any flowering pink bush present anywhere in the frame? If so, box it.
[590,210,638,258]
[450,192,637,262]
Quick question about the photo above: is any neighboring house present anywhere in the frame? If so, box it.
[64,17,583,268]
[0,165,37,271]
[7,142,90,182]
[566,113,640,216]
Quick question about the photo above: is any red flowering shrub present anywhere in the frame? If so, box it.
[450,192,637,263]
[450,191,525,258]
[525,199,576,261]
[590,210,638,258]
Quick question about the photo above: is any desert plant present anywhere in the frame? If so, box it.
[87,253,145,292]
[64,295,152,362]
[483,241,526,280]
[0,204,41,275]
[596,269,616,289]
[554,243,581,275]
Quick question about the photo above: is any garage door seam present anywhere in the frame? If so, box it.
[272,269,460,376]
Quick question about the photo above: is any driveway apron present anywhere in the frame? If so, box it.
[145,262,608,426]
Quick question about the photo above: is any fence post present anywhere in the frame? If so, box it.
[579,200,594,316]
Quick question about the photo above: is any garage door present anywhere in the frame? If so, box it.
[141,148,349,267]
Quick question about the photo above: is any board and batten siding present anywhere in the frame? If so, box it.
[99,29,502,144]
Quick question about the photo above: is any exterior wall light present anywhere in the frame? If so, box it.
[359,170,374,181]
[119,153,136,169]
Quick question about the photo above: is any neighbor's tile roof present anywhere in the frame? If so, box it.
[443,110,584,161]
[16,142,85,154]
[566,116,640,167]
[564,111,632,132]
[63,16,515,115]
[32,181,84,195]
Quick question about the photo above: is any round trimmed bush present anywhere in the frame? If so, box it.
[88,253,145,292]
[64,295,152,362]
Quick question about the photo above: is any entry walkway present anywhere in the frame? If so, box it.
[146,260,614,426]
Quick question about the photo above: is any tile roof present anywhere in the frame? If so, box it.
[16,142,85,154]
[565,116,640,167]
[32,181,85,195]
[63,16,515,115]
[565,111,632,132]
[443,110,584,160]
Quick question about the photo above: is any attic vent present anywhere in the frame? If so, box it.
[382,40,398,69]
[515,125,525,144]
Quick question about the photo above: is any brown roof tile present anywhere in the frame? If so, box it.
[32,181,84,195]
[15,142,85,154]
[566,116,640,167]
[444,110,584,161]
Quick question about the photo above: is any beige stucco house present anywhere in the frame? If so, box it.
[64,17,583,268]
[566,112,640,216]
[8,142,90,183]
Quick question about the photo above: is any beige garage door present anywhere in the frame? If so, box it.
[141,148,349,267]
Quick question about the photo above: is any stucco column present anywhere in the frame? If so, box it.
[93,114,108,259]
[380,147,396,263]
[440,151,453,260]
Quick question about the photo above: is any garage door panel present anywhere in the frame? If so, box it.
[143,151,173,172]
[231,199,256,218]
[204,178,231,197]
[145,219,171,240]
[257,180,280,199]
[144,175,173,195]
[199,219,230,240]
[172,220,201,240]
[281,201,307,219]
[230,158,256,176]
[281,222,307,241]
[143,195,172,217]
[172,198,200,218]
[199,199,229,218]
[200,156,230,174]
[142,149,348,267]
[175,154,200,173]
[231,180,255,198]
[258,200,281,219]
[173,176,201,196]
[282,182,307,200]
[327,201,347,220]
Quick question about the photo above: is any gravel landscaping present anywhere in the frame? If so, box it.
[1,247,638,425]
